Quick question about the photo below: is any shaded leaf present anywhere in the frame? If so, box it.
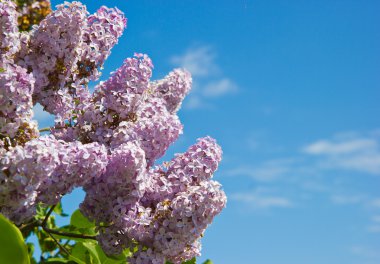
[0,214,30,264]
[71,242,100,264]
[71,210,95,229]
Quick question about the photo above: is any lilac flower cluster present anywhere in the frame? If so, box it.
[15,1,126,119]
[0,1,226,263]
[0,136,107,224]
[81,137,226,263]
[1,1,38,150]
[0,0,20,62]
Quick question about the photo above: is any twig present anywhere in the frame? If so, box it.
[42,205,56,227]
[45,231,70,256]
[42,226,97,240]
[19,219,39,231]
[39,125,72,133]
[40,204,96,240]
[39,127,51,132]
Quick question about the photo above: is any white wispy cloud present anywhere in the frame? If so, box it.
[170,46,217,77]
[351,245,380,260]
[367,225,380,233]
[302,134,380,175]
[225,166,285,182]
[202,78,238,97]
[330,195,365,205]
[303,138,377,155]
[367,215,380,233]
[230,192,293,209]
[369,199,380,208]
[371,215,380,223]
[184,96,210,110]
[171,45,238,109]
[224,159,293,182]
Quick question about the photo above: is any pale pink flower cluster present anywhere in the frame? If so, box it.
[0,0,20,62]
[0,1,226,263]
[0,136,107,224]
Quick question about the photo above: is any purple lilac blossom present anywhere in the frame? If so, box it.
[152,68,192,114]
[0,2,226,262]
[80,141,147,226]
[0,0,20,63]
[37,140,108,205]
[0,136,62,224]
[0,63,38,149]
[18,2,88,118]
[0,136,108,224]
[77,6,126,82]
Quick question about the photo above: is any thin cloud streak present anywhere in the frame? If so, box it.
[303,135,380,175]
[230,193,293,209]
[225,166,287,182]
[303,138,378,155]
[330,195,365,205]
[202,78,238,97]
[370,199,380,208]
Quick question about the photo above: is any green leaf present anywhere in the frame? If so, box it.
[0,67,4,73]
[70,209,95,229]
[71,242,101,264]
[26,243,37,264]
[202,260,213,264]
[36,203,48,219]
[183,258,196,264]
[36,228,59,254]
[53,202,69,217]
[0,214,30,264]
[43,237,58,252]
[95,244,130,264]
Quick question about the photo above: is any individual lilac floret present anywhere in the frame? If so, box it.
[80,141,147,227]
[77,6,127,81]
[152,68,192,114]
[20,1,88,117]
[0,0,20,62]
[38,141,108,205]
[0,63,38,149]
[0,136,62,224]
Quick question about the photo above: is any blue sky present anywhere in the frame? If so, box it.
[34,1,380,263]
